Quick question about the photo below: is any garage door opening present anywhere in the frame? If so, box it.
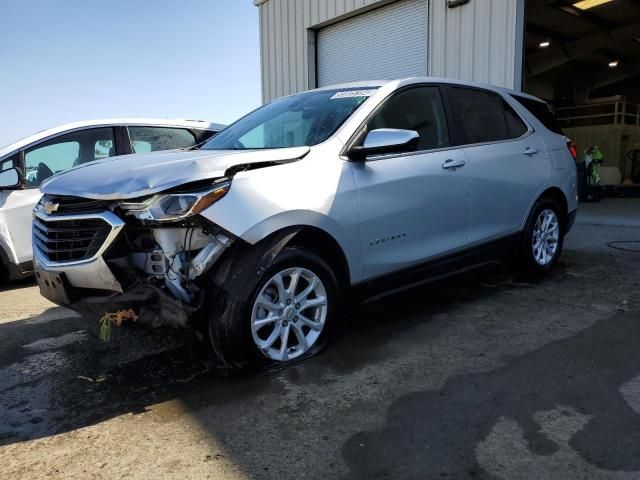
[524,0,640,197]
[315,0,428,88]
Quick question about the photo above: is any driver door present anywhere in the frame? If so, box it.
[350,86,471,280]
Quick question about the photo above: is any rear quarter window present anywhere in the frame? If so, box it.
[511,95,564,135]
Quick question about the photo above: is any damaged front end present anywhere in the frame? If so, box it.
[33,179,235,328]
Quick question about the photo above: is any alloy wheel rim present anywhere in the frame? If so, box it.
[532,209,560,266]
[251,267,328,361]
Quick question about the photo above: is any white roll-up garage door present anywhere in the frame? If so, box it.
[316,0,428,88]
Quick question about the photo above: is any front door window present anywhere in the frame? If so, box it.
[24,127,116,187]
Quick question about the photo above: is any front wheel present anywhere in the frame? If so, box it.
[516,198,565,275]
[206,247,337,368]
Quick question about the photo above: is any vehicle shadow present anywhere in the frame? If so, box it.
[0,262,516,447]
[0,277,36,293]
[340,308,640,478]
[1,250,639,479]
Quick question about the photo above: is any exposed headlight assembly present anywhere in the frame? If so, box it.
[121,182,230,222]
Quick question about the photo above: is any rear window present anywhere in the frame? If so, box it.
[511,95,564,135]
[128,127,196,154]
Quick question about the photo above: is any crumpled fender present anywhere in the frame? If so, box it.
[212,227,302,301]
[40,147,310,200]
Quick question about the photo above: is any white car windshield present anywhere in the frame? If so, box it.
[202,88,378,150]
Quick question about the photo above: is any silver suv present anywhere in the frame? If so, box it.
[33,78,577,367]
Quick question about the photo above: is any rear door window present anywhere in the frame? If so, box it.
[128,127,196,153]
[448,87,514,144]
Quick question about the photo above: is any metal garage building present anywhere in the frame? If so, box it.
[254,0,525,102]
[255,0,640,192]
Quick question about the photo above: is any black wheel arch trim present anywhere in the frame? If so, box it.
[522,187,570,234]
[0,243,9,276]
[212,225,351,302]
[212,227,302,302]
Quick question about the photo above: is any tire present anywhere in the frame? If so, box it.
[0,250,9,286]
[0,263,7,286]
[516,197,565,276]
[206,247,338,369]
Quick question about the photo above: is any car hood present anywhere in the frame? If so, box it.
[40,147,310,200]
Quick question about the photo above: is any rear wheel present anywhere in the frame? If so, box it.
[206,247,337,368]
[516,198,565,275]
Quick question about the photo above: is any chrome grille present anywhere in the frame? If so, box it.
[33,216,113,263]
[42,195,111,215]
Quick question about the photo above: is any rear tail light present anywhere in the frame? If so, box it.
[567,140,578,162]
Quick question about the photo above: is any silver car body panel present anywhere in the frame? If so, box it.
[37,77,577,291]
[40,147,311,200]
[33,253,123,293]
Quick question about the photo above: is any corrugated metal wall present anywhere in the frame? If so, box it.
[428,0,522,89]
[257,0,523,103]
[258,0,386,102]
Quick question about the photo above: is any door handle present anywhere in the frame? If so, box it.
[524,146,539,156]
[442,159,466,170]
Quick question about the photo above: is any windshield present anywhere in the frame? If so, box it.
[202,88,379,150]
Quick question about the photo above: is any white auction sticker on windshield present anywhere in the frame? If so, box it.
[330,89,377,100]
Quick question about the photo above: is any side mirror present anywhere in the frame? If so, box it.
[348,128,420,161]
[0,168,21,190]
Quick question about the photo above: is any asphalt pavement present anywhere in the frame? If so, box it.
[1,200,639,479]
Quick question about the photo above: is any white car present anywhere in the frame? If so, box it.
[0,119,224,282]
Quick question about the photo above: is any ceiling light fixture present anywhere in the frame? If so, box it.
[609,60,619,67]
[539,41,551,48]
[573,0,614,11]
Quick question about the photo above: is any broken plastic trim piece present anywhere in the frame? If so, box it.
[188,234,233,280]
[223,150,309,177]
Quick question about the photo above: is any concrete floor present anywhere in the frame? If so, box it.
[1,203,639,479]
[577,198,640,227]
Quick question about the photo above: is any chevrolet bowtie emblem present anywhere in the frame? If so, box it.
[43,201,60,215]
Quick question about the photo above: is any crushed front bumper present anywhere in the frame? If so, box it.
[33,208,227,328]
[33,209,126,299]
